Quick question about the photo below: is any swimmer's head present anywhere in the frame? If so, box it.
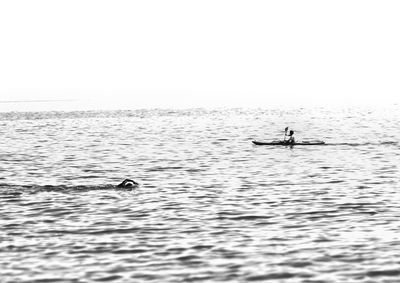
[117,179,139,188]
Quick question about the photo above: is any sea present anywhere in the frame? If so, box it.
[0,107,399,283]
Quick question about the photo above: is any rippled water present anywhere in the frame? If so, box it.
[1,107,399,282]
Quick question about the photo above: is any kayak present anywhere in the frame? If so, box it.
[253,140,326,146]
[252,140,326,146]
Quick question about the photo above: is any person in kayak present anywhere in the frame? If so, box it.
[284,130,295,144]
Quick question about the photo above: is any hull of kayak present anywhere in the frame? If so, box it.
[252,140,325,146]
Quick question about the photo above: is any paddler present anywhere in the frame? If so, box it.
[285,130,295,144]
[283,127,295,144]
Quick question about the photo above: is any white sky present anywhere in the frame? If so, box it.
[0,0,399,111]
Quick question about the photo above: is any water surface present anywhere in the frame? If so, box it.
[0,108,399,282]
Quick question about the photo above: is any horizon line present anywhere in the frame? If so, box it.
[0,99,75,104]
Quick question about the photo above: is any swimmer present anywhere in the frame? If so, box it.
[117,179,139,188]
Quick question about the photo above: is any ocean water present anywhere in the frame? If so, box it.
[0,107,399,283]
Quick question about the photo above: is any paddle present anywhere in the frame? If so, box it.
[283,127,288,142]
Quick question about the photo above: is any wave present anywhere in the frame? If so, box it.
[325,141,398,146]
[0,184,136,193]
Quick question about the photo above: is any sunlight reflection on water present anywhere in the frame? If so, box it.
[0,107,399,282]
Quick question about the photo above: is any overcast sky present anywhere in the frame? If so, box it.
[0,0,399,111]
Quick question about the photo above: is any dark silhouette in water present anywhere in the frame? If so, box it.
[117,179,139,188]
